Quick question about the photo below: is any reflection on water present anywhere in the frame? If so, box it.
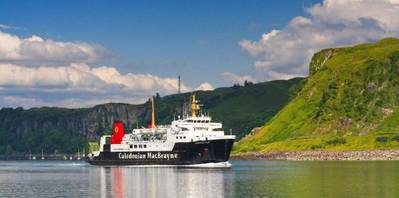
[1,160,399,197]
[95,166,231,198]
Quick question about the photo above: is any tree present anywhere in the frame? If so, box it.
[244,80,253,87]
[232,83,241,89]
[156,92,161,100]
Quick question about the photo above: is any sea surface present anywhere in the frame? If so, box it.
[0,160,398,197]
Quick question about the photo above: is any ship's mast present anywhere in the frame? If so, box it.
[151,96,156,128]
[191,94,200,117]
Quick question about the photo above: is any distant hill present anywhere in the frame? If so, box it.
[234,38,399,154]
[0,78,303,154]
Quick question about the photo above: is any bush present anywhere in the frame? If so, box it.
[325,137,346,146]
[392,135,399,142]
[311,144,324,150]
[376,136,389,143]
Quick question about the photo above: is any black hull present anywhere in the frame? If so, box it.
[86,139,234,166]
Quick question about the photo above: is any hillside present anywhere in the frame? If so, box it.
[234,38,399,154]
[0,78,302,154]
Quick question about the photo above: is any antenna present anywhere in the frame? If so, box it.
[178,75,181,94]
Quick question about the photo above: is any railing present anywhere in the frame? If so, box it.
[0,154,86,160]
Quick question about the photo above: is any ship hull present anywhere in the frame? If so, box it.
[86,139,234,166]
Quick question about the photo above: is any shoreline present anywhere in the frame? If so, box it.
[231,150,399,161]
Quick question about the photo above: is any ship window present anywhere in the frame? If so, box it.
[139,145,142,148]
[130,145,133,149]
[134,145,137,148]
[176,136,178,139]
[183,136,186,139]
[144,145,147,148]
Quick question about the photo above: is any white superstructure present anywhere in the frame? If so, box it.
[97,94,235,153]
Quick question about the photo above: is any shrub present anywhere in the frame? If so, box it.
[376,136,389,143]
[311,144,324,150]
[391,135,399,142]
[325,137,346,146]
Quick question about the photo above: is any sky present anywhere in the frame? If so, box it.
[1,0,399,108]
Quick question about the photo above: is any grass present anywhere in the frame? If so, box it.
[234,38,399,154]
[233,133,399,155]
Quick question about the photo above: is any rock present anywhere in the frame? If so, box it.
[232,150,399,161]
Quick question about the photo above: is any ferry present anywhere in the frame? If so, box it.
[86,94,236,166]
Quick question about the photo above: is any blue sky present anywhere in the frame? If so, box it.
[0,0,398,108]
[0,0,319,87]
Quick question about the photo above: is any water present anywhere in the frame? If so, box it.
[1,160,399,197]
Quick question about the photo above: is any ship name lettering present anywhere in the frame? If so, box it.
[146,152,178,160]
[118,153,146,160]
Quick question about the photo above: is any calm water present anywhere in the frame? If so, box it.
[0,160,399,198]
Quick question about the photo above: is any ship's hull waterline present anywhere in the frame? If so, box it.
[86,139,234,166]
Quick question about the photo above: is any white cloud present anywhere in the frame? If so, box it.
[221,72,256,85]
[0,30,209,108]
[0,31,107,64]
[0,62,214,108]
[240,0,399,80]
[0,63,191,93]
[0,24,17,30]
[196,82,214,91]
[0,95,148,109]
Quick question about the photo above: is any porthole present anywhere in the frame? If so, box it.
[139,145,142,148]
[130,145,133,149]
[144,145,147,148]
[134,145,137,148]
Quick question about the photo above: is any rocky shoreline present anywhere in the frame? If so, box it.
[231,150,399,161]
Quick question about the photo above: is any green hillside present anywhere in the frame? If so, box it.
[234,38,399,154]
[0,78,302,154]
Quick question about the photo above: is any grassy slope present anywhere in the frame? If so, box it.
[234,38,399,154]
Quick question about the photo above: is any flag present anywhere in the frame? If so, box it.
[110,121,125,144]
